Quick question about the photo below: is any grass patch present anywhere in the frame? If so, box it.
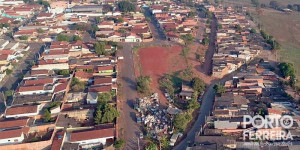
[249,9,300,86]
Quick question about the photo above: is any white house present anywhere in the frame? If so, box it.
[0,39,9,49]
[86,92,98,104]
[98,21,114,29]
[50,105,61,114]
[0,128,24,145]
[33,63,69,70]
[69,128,115,146]
[5,105,40,118]
[125,35,141,42]
[16,85,53,95]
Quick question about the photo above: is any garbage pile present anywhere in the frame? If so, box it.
[134,93,182,139]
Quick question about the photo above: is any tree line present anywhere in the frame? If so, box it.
[251,0,300,12]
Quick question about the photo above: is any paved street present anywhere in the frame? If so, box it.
[203,16,217,75]
[174,15,218,150]
[119,43,144,150]
[0,43,43,107]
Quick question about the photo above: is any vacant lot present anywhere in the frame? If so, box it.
[137,46,186,103]
[248,9,300,85]
[223,0,300,6]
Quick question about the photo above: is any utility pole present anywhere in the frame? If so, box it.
[137,137,140,150]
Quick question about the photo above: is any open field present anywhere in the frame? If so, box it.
[222,0,300,6]
[137,46,186,103]
[248,8,300,86]
[221,0,300,86]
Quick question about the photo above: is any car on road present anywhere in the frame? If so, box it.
[139,132,143,139]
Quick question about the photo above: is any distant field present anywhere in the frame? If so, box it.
[221,0,300,86]
[248,9,300,86]
[223,0,300,6]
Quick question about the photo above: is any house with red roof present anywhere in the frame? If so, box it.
[0,128,25,145]
[98,21,114,29]
[5,105,40,118]
[69,127,115,146]
[36,13,55,20]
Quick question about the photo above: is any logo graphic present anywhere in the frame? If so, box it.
[243,115,293,141]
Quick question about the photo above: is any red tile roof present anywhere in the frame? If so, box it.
[0,50,14,55]
[268,108,282,115]
[0,128,23,140]
[75,71,94,79]
[89,85,112,93]
[31,70,49,75]
[24,78,53,86]
[0,118,29,129]
[37,13,53,18]
[51,131,65,150]
[18,85,44,92]
[5,105,38,116]
[94,77,112,85]
[76,65,94,70]
[0,54,8,60]
[70,128,114,142]
[54,83,68,93]
[97,66,114,72]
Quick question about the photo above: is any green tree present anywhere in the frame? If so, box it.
[19,35,28,41]
[218,24,222,29]
[114,18,124,23]
[58,69,70,75]
[57,34,71,42]
[101,104,120,123]
[94,109,103,125]
[202,37,209,46]
[92,25,100,32]
[188,92,200,110]
[180,34,194,45]
[188,11,197,18]
[0,23,10,29]
[159,75,175,98]
[4,90,13,97]
[145,17,151,23]
[98,92,112,104]
[235,25,242,32]
[137,76,152,95]
[94,42,107,55]
[213,84,226,94]
[117,1,136,13]
[43,109,51,122]
[160,135,170,149]
[73,35,82,41]
[38,0,50,8]
[174,113,191,132]
[49,102,61,109]
[146,143,157,150]
[163,6,169,11]
[95,16,101,24]
[191,77,206,93]
[118,28,127,33]
[37,28,44,33]
[6,69,12,75]
[250,28,256,33]
[278,62,295,78]
[114,139,126,149]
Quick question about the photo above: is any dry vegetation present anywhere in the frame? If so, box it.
[222,0,300,86]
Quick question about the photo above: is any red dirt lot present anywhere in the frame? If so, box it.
[138,46,186,104]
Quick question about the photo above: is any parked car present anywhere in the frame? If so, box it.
[139,132,143,139]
